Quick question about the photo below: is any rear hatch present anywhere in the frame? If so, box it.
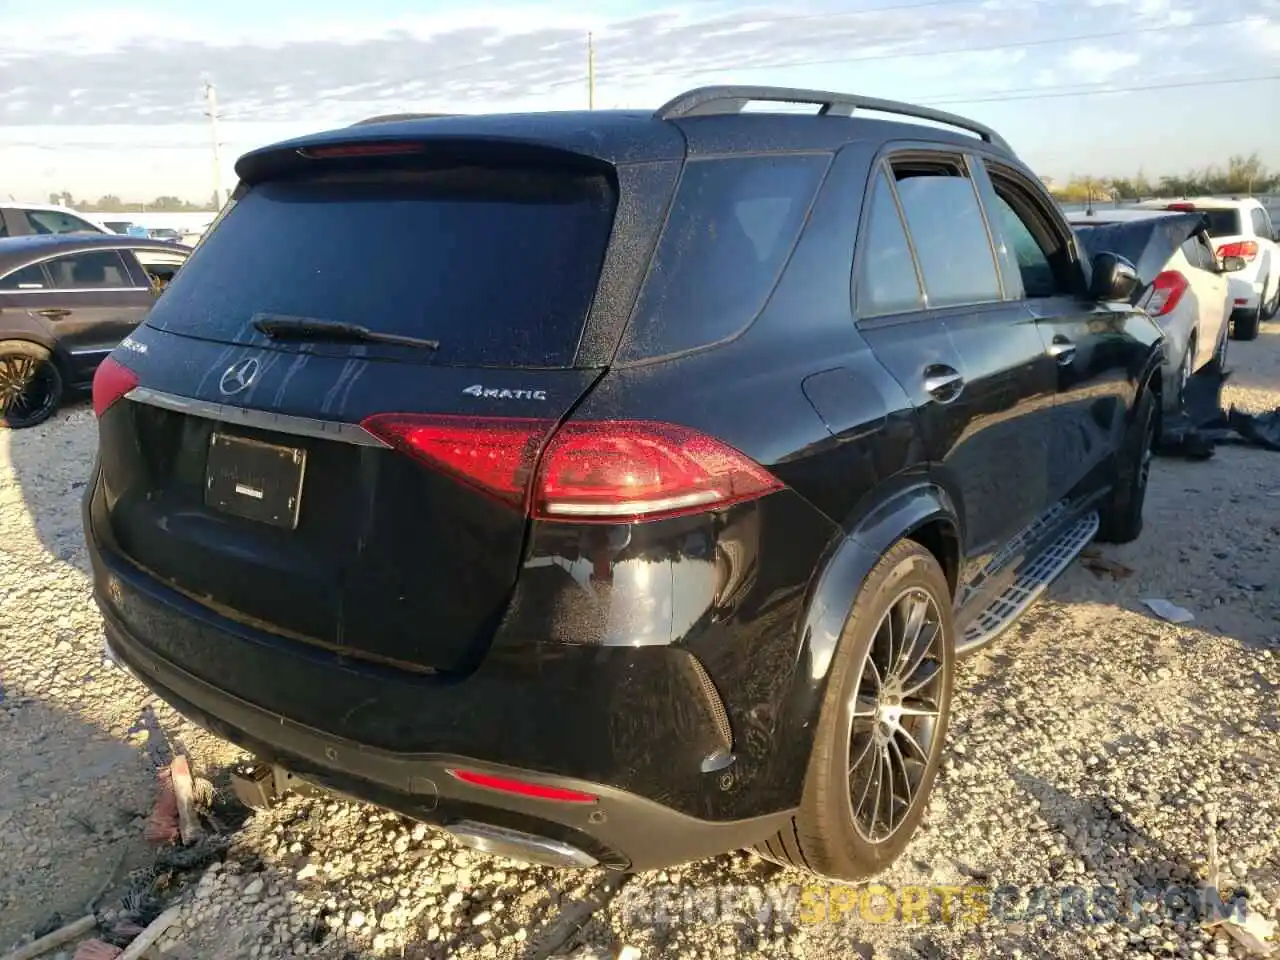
[97,144,622,674]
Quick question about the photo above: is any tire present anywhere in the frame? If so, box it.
[1231,303,1261,341]
[754,539,955,881]
[1096,385,1157,544]
[1213,324,1228,369]
[0,340,64,430]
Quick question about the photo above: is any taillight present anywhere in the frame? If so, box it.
[445,768,598,804]
[1165,202,1195,211]
[360,414,551,508]
[1217,240,1258,262]
[359,415,783,523]
[532,420,782,522]
[92,356,139,417]
[1142,270,1189,318]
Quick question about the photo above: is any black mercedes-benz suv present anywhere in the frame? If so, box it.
[84,86,1164,881]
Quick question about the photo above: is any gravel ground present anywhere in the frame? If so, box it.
[2,327,1278,960]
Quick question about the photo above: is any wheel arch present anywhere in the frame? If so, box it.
[763,478,961,807]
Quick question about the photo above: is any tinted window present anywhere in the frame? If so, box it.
[149,167,617,368]
[619,154,828,360]
[988,194,1056,298]
[0,264,48,290]
[1199,208,1242,238]
[1251,207,1272,239]
[857,171,923,316]
[23,209,102,235]
[891,162,1001,307]
[45,251,133,289]
[1183,234,1219,272]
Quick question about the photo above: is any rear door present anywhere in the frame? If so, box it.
[96,155,626,675]
[976,159,1143,507]
[854,151,1056,588]
[39,249,154,381]
[1181,232,1229,367]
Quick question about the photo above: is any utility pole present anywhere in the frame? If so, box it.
[587,32,595,110]
[203,80,224,208]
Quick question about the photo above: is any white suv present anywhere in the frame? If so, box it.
[1136,197,1278,340]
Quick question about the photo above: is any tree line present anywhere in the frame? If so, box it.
[1046,153,1275,203]
[46,192,218,213]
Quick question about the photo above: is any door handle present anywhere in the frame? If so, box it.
[1048,338,1076,365]
[36,308,70,320]
[923,366,965,403]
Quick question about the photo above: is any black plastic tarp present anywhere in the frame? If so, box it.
[1071,211,1208,292]
[1158,359,1280,459]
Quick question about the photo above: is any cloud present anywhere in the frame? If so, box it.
[0,1,1088,127]
[1059,45,1142,82]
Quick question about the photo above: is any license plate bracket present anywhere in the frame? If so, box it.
[205,432,307,530]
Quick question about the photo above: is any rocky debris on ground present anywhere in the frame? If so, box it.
[3,332,1280,958]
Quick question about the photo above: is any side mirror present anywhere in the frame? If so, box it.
[1088,251,1141,303]
[1222,255,1248,273]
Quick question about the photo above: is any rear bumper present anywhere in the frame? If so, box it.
[99,616,788,871]
[1227,272,1265,312]
[85,476,796,873]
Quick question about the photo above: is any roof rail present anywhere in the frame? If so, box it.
[653,85,1010,152]
[348,113,457,127]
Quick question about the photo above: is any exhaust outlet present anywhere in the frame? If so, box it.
[446,821,598,868]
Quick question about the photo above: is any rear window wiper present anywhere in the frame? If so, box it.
[252,315,439,351]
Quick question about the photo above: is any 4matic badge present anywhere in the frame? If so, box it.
[463,384,548,401]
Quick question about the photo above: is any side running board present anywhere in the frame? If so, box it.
[957,511,1099,656]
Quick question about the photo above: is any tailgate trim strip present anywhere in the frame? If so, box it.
[125,386,391,448]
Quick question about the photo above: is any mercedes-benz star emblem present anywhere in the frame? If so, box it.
[219,357,260,396]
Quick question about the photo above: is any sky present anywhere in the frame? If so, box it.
[1,0,1277,203]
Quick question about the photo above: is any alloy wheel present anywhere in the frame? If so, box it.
[0,354,60,428]
[847,586,946,843]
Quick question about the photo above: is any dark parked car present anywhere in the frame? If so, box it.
[84,86,1163,880]
[0,234,190,428]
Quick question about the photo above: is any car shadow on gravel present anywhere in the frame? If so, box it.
[0,682,164,951]
[3,397,97,577]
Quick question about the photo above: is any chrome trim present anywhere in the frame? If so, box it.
[124,386,391,448]
[446,821,599,868]
[0,286,151,295]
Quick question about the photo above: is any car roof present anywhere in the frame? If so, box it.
[235,86,1018,181]
[2,201,93,214]
[0,233,191,269]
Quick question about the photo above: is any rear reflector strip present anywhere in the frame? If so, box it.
[445,768,599,804]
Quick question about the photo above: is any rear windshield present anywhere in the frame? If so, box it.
[147,166,617,367]
[1196,208,1242,238]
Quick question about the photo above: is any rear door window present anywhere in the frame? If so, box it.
[0,264,49,290]
[856,170,924,316]
[889,159,1002,308]
[1181,237,1208,271]
[1251,207,1272,239]
[44,251,135,289]
[618,154,828,361]
[148,166,618,368]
